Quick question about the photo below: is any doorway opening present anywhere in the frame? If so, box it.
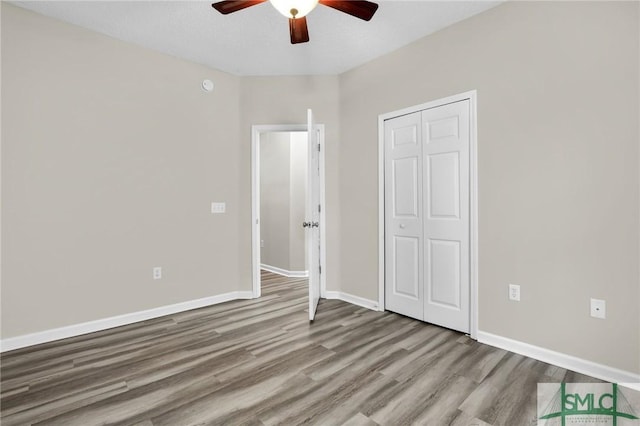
[259,131,309,278]
[251,123,326,306]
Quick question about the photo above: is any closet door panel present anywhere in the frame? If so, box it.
[384,112,424,321]
[422,100,470,333]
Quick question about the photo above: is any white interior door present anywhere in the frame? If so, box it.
[384,111,424,321]
[383,99,471,334]
[422,100,470,333]
[307,109,321,321]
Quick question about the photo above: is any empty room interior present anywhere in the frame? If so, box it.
[1,0,639,425]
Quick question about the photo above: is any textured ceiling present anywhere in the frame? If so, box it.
[12,1,502,76]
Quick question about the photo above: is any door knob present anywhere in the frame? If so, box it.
[302,222,310,228]
[311,222,319,228]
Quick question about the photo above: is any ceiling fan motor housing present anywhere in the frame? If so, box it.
[270,0,319,18]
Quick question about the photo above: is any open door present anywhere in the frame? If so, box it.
[307,109,321,321]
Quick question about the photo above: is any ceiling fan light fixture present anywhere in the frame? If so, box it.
[269,0,318,18]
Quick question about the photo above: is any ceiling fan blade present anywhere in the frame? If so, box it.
[289,17,310,44]
[318,0,378,21]
[211,0,267,15]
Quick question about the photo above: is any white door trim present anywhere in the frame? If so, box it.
[251,124,326,299]
[378,90,478,339]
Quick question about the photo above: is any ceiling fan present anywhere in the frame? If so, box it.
[211,0,379,44]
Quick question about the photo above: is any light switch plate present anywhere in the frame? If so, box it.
[508,284,520,301]
[211,202,226,214]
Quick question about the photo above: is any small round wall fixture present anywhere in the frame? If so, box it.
[202,79,214,93]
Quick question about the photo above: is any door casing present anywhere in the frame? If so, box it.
[251,124,326,299]
[377,91,478,339]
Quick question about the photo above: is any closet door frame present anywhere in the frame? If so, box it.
[377,90,478,339]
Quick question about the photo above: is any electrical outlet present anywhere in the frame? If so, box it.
[260,240,265,248]
[590,298,606,319]
[153,267,162,280]
[509,284,520,301]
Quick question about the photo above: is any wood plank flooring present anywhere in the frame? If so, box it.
[1,271,600,425]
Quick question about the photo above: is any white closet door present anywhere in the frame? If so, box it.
[422,100,470,333]
[384,112,424,321]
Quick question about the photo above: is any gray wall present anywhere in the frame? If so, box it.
[1,4,242,337]
[260,132,292,270]
[288,132,308,272]
[1,4,342,340]
[2,1,639,376]
[259,131,307,272]
[338,1,639,373]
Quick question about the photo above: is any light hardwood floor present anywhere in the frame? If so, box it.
[1,271,599,425]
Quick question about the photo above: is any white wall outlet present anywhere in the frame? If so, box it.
[508,284,520,301]
[211,202,226,214]
[590,298,606,319]
[261,239,265,248]
[153,267,162,280]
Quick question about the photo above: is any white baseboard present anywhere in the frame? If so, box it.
[325,291,379,311]
[0,291,255,353]
[260,264,309,278]
[477,331,640,385]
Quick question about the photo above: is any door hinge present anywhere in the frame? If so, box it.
[319,265,322,274]
[318,204,321,213]
[317,143,321,152]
